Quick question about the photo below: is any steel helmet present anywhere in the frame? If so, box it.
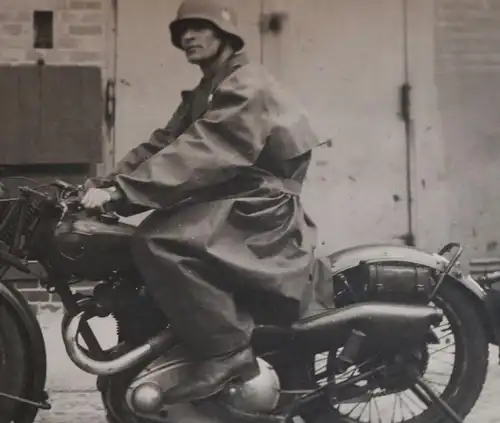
[169,0,245,51]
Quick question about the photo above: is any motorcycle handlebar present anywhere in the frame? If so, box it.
[19,179,119,221]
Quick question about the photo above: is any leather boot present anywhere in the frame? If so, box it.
[163,346,259,404]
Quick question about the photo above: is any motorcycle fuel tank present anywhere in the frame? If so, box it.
[51,216,136,280]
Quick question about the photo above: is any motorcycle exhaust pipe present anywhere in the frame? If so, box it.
[62,311,174,376]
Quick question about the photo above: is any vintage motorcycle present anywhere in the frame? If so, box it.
[0,177,498,423]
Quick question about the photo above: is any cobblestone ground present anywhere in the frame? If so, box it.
[31,310,500,423]
[34,348,500,423]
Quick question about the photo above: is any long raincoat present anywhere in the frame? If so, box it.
[99,52,333,356]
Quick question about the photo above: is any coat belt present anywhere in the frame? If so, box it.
[257,175,302,197]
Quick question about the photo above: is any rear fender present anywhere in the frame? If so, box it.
[0,281,47,402]
[326,244,500,345]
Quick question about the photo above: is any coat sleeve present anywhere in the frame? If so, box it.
[114,69,269,210]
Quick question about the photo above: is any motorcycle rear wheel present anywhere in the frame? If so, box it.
[287,283,489,423]
[0,302,34,423]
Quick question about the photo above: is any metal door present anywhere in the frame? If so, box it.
[262,0,410,254]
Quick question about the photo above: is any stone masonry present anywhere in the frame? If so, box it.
[0,0,109,67]
[5,265,98,311]
[0,0,111,309]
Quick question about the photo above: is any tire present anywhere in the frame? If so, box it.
[410,283,489,423]
[0,303,33,423]
[282,282,489,423]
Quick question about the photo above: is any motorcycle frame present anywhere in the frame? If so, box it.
[3,190,500,360]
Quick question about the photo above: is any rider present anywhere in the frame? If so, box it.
[82,0,332,405]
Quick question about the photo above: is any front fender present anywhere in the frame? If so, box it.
[326,244,500,345]
[0,281,48,403]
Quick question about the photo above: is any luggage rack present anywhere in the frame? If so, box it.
[429,242,464,301]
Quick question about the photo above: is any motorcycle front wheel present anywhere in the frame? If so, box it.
[287,282,489,423]
[0,303,35,423]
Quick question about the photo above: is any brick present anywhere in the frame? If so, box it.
[3,262,46,280]
[39,302,62,312]
[76,35,104,51]
[69,24,103,35]
[60,11,81,23]
[73,287,94,296]
[491,1,500,12]
[57,36,80,49]
[50,293,62,302]
[55,0,69,9]
[68,50,102,63]
[15,11,32,22]
[15,280,41,290]
[33,49,69,64]
[69,0,102,10]
[51,287,94,302]
[81,12,103,23]
[61,11,103,24]
[0,0,65,8]
[30,303,39,315]
[74,280,99,288]
[25,49,45,62]
[2,23,23,36]
[0,12,29,23]
[0,36,31,49]
[0,48,28,63]
[21,289,50,302]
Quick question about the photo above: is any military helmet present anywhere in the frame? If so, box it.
[169,0,245,51]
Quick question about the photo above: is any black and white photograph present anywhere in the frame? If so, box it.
[0,1,500,422]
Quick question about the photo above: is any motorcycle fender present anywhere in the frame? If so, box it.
[326,244,500,345]
[0,281,48,400]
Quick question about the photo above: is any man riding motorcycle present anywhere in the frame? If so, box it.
[82,0,332,406]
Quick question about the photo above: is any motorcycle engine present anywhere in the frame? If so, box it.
[125,346,281,421]
[89,280,168,345]
[216,358,281,413]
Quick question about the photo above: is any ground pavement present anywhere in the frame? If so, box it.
[33,308,500,423]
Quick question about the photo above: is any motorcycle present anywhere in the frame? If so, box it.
[0,177,497,423]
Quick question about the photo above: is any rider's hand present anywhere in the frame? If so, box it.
[81,188,112,209]
[83,178,97,191]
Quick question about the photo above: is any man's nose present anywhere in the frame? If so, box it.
[181,29,196,42]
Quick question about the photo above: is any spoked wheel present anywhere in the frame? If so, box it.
[0,303,33,423]
[300,284,489,423]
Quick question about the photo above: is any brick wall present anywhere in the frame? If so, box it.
[434,0,500,265]
[435,0,500,73]
[5,263,98,311]
[0,0,111,308]
[0,0,109,66]
[14,279,98,313]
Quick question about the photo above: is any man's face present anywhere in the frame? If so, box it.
[179,20,223,64]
